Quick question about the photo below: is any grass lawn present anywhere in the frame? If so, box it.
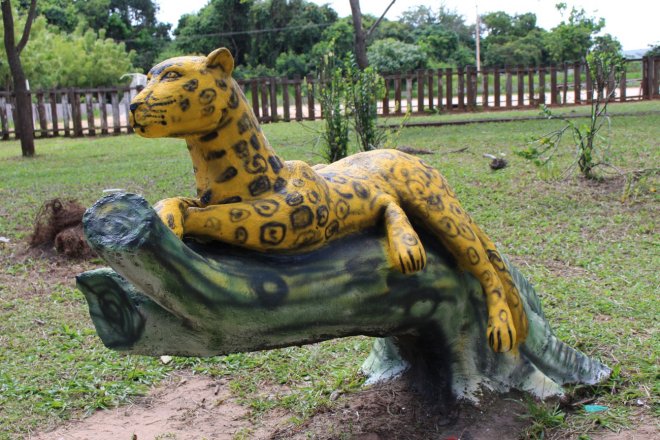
[0,103,658,439]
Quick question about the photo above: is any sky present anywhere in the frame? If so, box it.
[156,0,660,51]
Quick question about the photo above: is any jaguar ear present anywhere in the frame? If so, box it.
[206,48,234,75]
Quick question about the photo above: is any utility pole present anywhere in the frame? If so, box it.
[475,2,481,71]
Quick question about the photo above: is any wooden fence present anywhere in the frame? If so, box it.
[1,57,658,141]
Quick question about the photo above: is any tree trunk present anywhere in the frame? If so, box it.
[349,0,369,70]
[77,193,611,403]
[1,0,36,157]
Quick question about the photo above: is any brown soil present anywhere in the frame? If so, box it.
[29,375,657,440]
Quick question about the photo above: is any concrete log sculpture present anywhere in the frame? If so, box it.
[78,193,610,401]
[78,47,610,403]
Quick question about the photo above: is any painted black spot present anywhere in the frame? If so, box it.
[326,175,347,184]
[401,233,419,246]
[166,213,175,229]
[324,220,339,239]
[316,205,329,226]
[200,189,213,205]
[335,199,350,219]
[237,112,254,134]
[216,166,238,183]
[252,199,279,217]
[215,79,228,90]
[218,196,242,204]
[245,154,268,174]
[273,177,287,192]
[216,109,232,131]
[260,222,286,245]
[290,206,313,230]
[200,131,219,143]
[232,140,249,159]
[251,273,289,309]
[294,231,321,247]
[202,105,215,116]
[333,188,354,199]
[199,88,217,105]
[248,175,271,197]
[406,179,426,198]
[285,192,304,206]
[458,223,476,241]
[467,247,480,265]
[230,208,251,222]
[291,178,304,187]
[249,133,261,151]
[228,88,239,109]
[438,216,459,237]
[307,190,320,204]
[302,169,315,181]
[205,148,226,160]
[234,227,248,244]
[487,250,507,271]
[352,181,370,199]
[179,98,190,112]
[182,79,198,92]
[268,156,284,174]
[426,194,444,211]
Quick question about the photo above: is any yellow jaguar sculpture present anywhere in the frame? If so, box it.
[129,48,528,353]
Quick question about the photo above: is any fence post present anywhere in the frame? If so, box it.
[457,66,465,111]
[585,63,593,104]
[417,70,425,113]
[0,96,8,140]
[125,88,134,134]
[110,90,120,135]
[70,90,83,137]
[269,77,278,122]
[505,68,513,108]
[482,68,489,108]
[527,67,535,106]
[259,79,269,123]
[574,61,581,104]
[98,91,108,135]
[36,92,48,137]
[405,73,413,113]
[85,92,96,136]
[493,68,500,108]
[550,66,558,105]
[516,66,524,107]
[445,68,453,112]
[437,69,444,111]
[62,92,70,137]
[50,92,59,136]
[394,74,402,115]
[294,75,303,121]
[619,69,627,102]
[538,67,546,105]
[382,76,390,115]
[654,57,660,98]
[306,74,315,121]
[427,69,434,111]
[282,79,290,122]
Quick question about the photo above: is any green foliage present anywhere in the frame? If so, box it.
[317,56,350,162]
[275,51,309,79]
[519,44,625,179]
[481,12,547,67]
[544,4,605,63]
[345,60,386,151]
[645,43,660,57]
[0,16,135,89]
[367,38,426,73]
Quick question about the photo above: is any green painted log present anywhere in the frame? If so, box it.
[77,192,610,401]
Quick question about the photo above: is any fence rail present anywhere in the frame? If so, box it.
[1,57,658,141]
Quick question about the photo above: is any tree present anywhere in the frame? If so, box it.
[367,38,426,72]
[480,11,547,67]
[348,0,368,69]
[1,0,37,157]
[544,4,604,63]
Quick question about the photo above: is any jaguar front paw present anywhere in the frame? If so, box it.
[487,310,517,352]
[154,199,185,239]
[391,235,427,274]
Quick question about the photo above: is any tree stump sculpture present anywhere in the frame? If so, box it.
[77,192,610,403]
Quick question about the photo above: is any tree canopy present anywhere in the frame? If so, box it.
[2,0,629,88]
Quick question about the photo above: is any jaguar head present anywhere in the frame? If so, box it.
[130,48,237,138]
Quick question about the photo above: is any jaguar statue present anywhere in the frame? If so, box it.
[128,48,528,353]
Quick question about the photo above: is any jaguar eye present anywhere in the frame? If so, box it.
[161,71,182,81]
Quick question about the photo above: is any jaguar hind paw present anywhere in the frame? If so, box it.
[487,312,517,352]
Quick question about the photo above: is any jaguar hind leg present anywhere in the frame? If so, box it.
[468,219,528,344]
[382,201,427,274]
[154,197,200,239]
